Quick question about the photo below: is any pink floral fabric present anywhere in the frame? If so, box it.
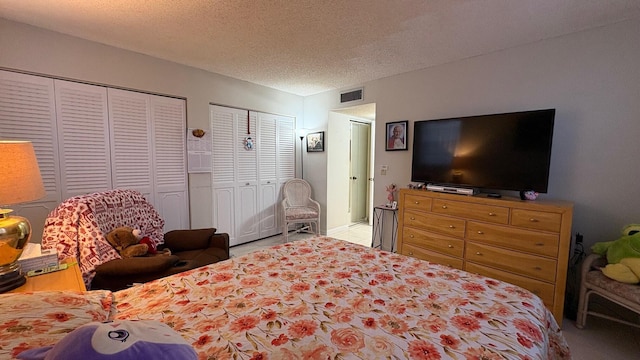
[284,206,319,220]
[114,237,571,359]
[0,290,115,358]
[41,189,165,288]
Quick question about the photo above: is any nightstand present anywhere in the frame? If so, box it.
[8,260,86,293]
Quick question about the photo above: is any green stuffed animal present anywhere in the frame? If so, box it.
[591,224,640,284]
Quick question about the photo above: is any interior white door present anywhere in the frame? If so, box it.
[350,121,370,223]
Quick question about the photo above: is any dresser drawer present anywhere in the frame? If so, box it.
[511,209,561,232]
[404,209,466,238]
[401,243,464,270]
[402,194,432,211]
[465,262,555,306]
[432,199,509,224]
[465,242,557,282]
[466,222,559,257]
[403,227,464,257]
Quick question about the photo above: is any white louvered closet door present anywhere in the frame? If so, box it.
[108,89,153,199]
[235,111,259,244]
[276,116,296,234]
[0,70,60,243]
[54,80,112,199]
[211,105,238,244]
[258,113,278,238]
[150,96,188,231]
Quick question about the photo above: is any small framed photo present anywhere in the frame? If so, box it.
[386,121,408,151]
[307,131,324,152]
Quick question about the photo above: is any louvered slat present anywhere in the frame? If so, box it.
[0,71,59,199]
[108,89,153,189]
[211,108,236,184]
[152,97,186,187]
[54,80,111,197]
[278,116,295,179]
[237,111,257,182]
[259,113,277,180]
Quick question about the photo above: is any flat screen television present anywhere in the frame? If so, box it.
[411,109,555,193]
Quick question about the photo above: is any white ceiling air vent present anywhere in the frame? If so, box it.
[340,88,363,103]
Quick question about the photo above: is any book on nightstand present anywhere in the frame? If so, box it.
[18,243,59,273]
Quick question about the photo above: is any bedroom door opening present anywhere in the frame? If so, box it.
[349,121,371,224]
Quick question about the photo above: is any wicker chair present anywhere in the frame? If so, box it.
[281,179,320,242]
[576,253,640,329]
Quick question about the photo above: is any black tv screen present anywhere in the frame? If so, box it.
[411,109,555,193]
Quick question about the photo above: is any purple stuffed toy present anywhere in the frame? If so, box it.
[17,320,197,360]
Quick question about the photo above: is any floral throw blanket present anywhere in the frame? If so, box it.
[114,237,570,359]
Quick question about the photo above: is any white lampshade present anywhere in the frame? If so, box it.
[0,141,46,206]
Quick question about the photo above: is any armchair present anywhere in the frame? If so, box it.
[42,189,229,291]
[282,178,320,242]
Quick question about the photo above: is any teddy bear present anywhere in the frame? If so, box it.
[106,226,150,258]
[591,224,640,283]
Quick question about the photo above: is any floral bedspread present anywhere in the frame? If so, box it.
[114,237,571,359]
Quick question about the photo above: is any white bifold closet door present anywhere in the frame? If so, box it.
[210,105,295,246]
[0,70,189,239]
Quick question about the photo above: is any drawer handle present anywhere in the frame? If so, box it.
[410,234,414,238]
[529,218,539,222]
[534,266,542,271]
[535,242,544,246]
[448,225,455,229]
[408,252,414,255]
[488,212,496,216]
[477,231,484,235]
[410,217,415,220]
[447,244,453,248]
[415,201,420,204]
[442,205,448,209]
[475,252,482,256]
[446,264,452,267]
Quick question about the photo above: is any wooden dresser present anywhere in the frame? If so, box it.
[397,188,573,324]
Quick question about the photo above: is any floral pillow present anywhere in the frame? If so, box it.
[0,290,115,359]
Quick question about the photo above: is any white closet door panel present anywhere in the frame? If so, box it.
[0,70,60,202]
[213,186,236,245]
[0,71,60,243]
[211,106,237,184]
[258,113,277,180]
[259,181,278,238]
[151,96,187,190]
[107,88,153,194]
[151,96,188,229]
[54,80,111,198]
[277,116,296,180]
[235,184,259,245]
[236,111,257,183]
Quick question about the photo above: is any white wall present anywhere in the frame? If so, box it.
[306,19,640,249]
[0,18,304,230]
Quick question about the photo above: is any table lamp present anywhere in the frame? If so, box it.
[0,141,46,292]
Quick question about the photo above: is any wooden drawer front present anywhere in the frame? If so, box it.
[466,222,559,257]
[403,194,432,211]
[404,210,466,238]
[465,242,557,283]
[432,199,509,225]
[465,262,555,306]
[402,244,464,270]
[403,227,464,257]
[511,209,561,232]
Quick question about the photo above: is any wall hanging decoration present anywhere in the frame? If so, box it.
[191,129,206,138]
[306,131,324,152]
[385,120,408,151]
[243,111,254,150]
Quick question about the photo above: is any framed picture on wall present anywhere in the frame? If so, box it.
[386,121,408,151]
[307,131,324,152]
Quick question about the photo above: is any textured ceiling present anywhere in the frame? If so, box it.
[1,0,639,97]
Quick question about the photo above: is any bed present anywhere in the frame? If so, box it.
[1,236,570,359]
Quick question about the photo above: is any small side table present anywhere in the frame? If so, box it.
[371,205,398,252]
[8,259,86,293]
